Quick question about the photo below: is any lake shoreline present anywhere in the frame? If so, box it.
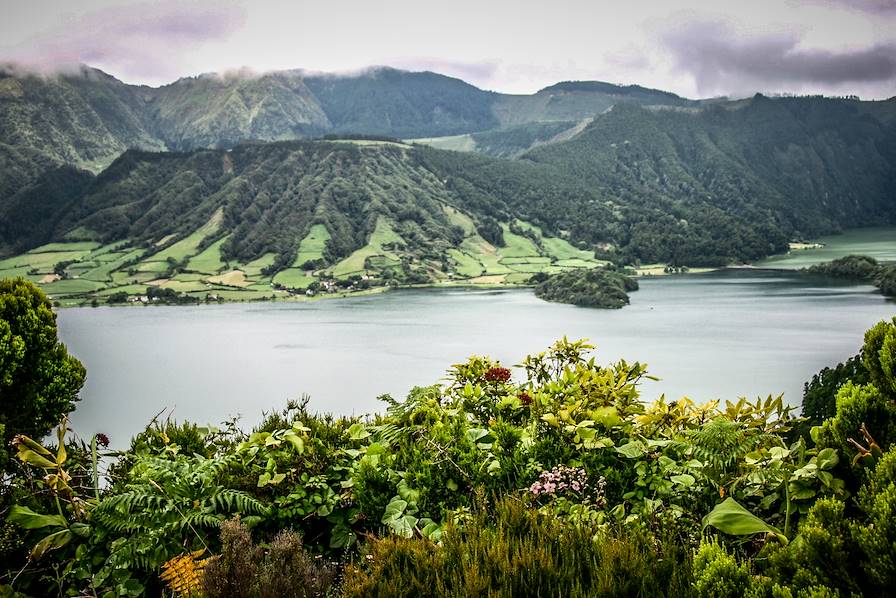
[38,225,896,308]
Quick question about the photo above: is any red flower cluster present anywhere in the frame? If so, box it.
[518,391,533,406]
[95,433,110,448]
[483,367,511,383]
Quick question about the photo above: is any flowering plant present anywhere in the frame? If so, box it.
[529,465,606,508]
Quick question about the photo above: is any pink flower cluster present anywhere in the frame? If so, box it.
[530,465,587,496]
[529,466,606,506]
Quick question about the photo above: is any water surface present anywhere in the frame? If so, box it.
[755,227,896,269]
[58,269,895,448]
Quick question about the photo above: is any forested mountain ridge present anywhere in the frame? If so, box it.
[0,64,701,191]
[523,97,896,263]
[2,110,891,275]
[1,65,894,302]
[3,64,893,196]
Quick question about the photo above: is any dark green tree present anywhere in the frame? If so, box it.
[0,278,85,455]
[802,354,869,424]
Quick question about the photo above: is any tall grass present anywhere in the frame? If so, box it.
[343,498,693,597]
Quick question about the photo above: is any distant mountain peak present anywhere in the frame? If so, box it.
[537,80,686,101]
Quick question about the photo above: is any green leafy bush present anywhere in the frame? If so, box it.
[693,539,752,598]
[852,447,896,589]
[0,278,85,459]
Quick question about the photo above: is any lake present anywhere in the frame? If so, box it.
[755,226,896,268]
[58,269,895,449]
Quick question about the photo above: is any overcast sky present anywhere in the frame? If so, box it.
[1,0,894,99]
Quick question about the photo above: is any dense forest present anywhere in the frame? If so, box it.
[2,279,895,596]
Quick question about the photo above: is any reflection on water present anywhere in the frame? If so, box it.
[58,269,895,448]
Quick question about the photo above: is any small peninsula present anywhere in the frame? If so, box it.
[532,266,639,308]
[806,255,896,297]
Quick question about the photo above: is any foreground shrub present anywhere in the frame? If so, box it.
[343,498,693,597]
[756,447,896,597]
[202,518,334,598]
[692,539,752,598]
[762,498,860,596]
[0,278,85,465]
[852,447,896,589]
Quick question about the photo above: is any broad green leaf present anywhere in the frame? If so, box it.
[421,521,442,542]
[7,505,66,529]
[466,428,489,443]
[646,439,674,448]
[809,426,823,445]
[789,483,816,500]
[591,406,622,428]
[382,498,408,523]
[70,523,91,538]
[816,470,834,487]
[584,437,614,449]
[31,529,73,559]
[446,479,458,491]
[702,497,783,539]
[615,441,644,459]
[388,514,418,538]
[609,504,626,521]
[15,449,57,470]
[816,448,839,470]
[670,474,695,487]
[397,480,420,506]
[366,442,386,455]
[576,427,596,442]
[658,455,676,471]
[769,446,790,460]
[283,433,305,453]
[541,413,559,427]
[15,435,53,458]
[347,423,371,441]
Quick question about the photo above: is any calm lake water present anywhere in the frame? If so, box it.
[755,226,896,268]
[58,269,895,448]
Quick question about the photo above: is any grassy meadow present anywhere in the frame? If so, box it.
[1,203,612,305]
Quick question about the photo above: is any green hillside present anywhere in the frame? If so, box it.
[411,121,583,158]
[146,71,332,150]
[0,141,613,303]
[1,66,894,303]
[522,97,896,264]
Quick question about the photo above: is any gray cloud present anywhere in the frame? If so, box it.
[662,22,896,96]
[1,1,245,81]
[825,0,896,14]
[388,58,501,87]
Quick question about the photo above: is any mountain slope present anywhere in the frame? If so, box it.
[0,66,165,194]
[0,64,703,193]
[492,80,693,127]
[303,68,501,138]
[145,71,332,150]
[522,97,896,263]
